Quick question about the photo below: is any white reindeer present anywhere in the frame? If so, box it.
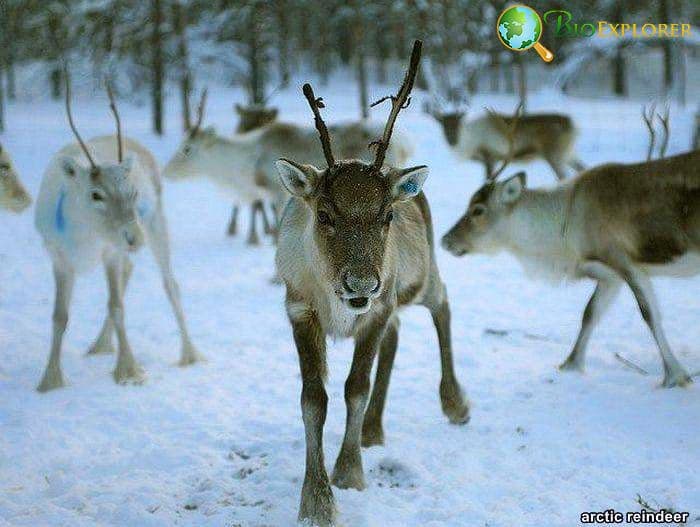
[0,143,32,213]
[34,81,202,392]
[162,93,413,238]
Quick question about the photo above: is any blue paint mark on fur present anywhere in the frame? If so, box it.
[400,180,418,195]
[55,190,67,232]
[137,201,151,220]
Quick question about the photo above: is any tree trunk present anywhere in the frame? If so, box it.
[357,45,369,119]
[612,49,626,96]
[172,2,192,132]
[660,0,673,92]
[275,0,290,87]
[248,2,266,104]
[611,1,626,97]
[0,64,5,132]
[516,55,527,112]
[151,0,165,135]
[490,51,500,92]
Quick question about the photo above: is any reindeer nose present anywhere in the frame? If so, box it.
[342,270,380,296]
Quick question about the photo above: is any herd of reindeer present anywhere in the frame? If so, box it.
[2,40,699,525]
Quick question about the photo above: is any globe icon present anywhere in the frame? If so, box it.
[497,5,542,51]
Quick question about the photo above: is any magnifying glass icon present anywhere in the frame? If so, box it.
[497,5,554,63]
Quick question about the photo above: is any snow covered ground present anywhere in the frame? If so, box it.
[0,76,699,527]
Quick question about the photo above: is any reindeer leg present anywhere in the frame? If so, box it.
[560,277,621,371]
[87,258,133,355]
[613,264,692,388]
[362,315,399,447]
[108,255,145,384]
[288,295,335,526]
[247,202,260,245]
[429,289,470,424]
[148,208,204,366]
[226,205,239,236]
[260,201,273,235]
[37,263,74,392]
[332,314,388,490]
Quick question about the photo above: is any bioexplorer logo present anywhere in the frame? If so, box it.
[496,4,693,63]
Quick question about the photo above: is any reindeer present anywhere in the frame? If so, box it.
[275,41,469,526]
[226,103,281,240]
[163,97,413,245]
[425,100,585,180]
[441,143,699,388]
[34,79,202,392]
[0,143,32,213]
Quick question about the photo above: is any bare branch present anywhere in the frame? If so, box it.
[656,103,670,159]
[614,352,649,376]
[64,68,98,172]
[486,102,524,181]
[106,80,123,163]
[642,103,656,162]
[371,39,422,171]
[302,83,335,168]
[189,88,208,138]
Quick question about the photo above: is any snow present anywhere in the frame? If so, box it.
[0,74,699,527]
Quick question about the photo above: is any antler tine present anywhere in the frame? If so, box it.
[642,102,656,161]
[190,88,208,137]
[656,103,670,159]
[370,39,422,171]
[302,83,335,168]
[106,80,123,163]
[486,102,523,181]
[64,69,98,171]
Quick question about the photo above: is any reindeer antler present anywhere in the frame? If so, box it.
[64,69,98,172]
[370,39,422,171]
[106,80,123,163]
[189,88,208,138]
[302,83,335,168]
[656,103,670,159]
[642,102,657,162]
[486,102,523,181]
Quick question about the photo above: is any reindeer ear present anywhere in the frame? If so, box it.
[390,165,429,201]
[275,158,321,197]
[59,156,83,178]
[499,171,526,204]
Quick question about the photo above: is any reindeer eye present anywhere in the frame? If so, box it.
[317,210,333,226]
[183,146,192,156]
[470,204,486,217]
[385,210,394,224]
[0,163,9,170]
[92,192,105,202]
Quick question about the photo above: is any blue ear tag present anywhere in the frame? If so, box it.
[400,180,418,194]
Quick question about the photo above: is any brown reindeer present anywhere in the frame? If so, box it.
[425,101,585,180]
[441,147,699,388]
[275,41,469,526]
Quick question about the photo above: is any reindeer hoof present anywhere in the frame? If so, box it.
[113,361,145,385]
[37,370,66,392]
[86,339,115,355]
[299,478,336,527]
[361,421,384,448]
[661,370,693,388]
[558,357,584,372]
[440,381,470,425]
[178,346,206,367]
